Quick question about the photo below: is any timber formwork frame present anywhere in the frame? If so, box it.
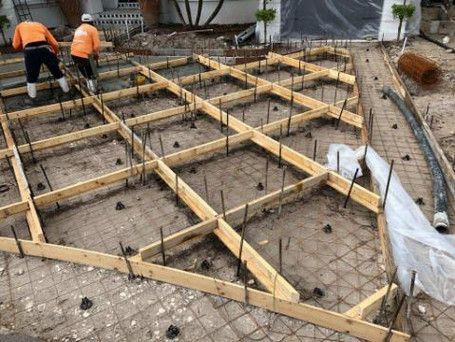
[0,46,409,341]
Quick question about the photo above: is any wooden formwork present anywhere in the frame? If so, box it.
[0,46,409,341]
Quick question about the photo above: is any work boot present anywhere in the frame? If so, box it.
[86,79,97,95]
[26,82,37,98]
[57,77,70,93]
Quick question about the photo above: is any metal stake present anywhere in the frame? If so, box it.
[39,164,59,208]
[343,168,359,208]
[236,203,249,277]
[159,227,166,266]
[10,225,24,258]
[119,242,135,280]
[313,139,318,161]
[220,189,226,220]
[383,160,394,208]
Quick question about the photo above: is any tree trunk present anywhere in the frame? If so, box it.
[0,27,6,47]
[204,0,226,26]
[397,18,403,42]
[184,0,193,27]
[263,0,267,44]
[139,0,161,27]
[263,22,267,44]
[171,0,187,25]
[195,0,204,26]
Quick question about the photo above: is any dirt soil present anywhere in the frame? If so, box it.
[122,25,250,51]
[385,6,455,168]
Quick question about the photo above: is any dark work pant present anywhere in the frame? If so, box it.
[24,46,63,83]
[71,55,95,80]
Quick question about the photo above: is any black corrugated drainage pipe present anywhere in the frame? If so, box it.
[382,86,449,233]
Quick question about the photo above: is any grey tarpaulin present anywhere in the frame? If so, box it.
[279,0,421,40]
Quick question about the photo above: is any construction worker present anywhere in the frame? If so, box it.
[12,20,70,99]
[71,14,100,94]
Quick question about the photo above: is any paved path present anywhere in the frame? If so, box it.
[353,43,454,342]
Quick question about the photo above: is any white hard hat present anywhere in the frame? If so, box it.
[81,13,94,23]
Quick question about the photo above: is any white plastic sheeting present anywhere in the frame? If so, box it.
[326,144,455,305]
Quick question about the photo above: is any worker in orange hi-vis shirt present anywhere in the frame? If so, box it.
[71,14,100,94]
[12,20,70,99]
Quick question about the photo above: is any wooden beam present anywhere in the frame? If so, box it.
[344,284,398,319]
[0,116,45,242]
[138,173,328,261]
[138,218,219,260]
[34,160,158,207]
[137,57,379,214]
[0,200,29,219]
[0,238,410,342]
[268,52,355,85]
[1,66,140,97]
[130,62,300,302]
[1,81,168,121]
[58,41,113,48]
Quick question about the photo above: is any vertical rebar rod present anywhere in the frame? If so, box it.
[278,167,286,216]
[343,168,359,208]
[159,227,166,266]
[10,225,24,258]
[119,242,135,279]
[220,189,226,220]
[236,203,249,277]
[336,150,340,173]
[279,238,283,274]
[39,164,59,208]
[159,135,164,156]
[336,99,348,130]
[204,174,209,201]
[383,160,395,208]
[313,139,318,161]
[175,173,179,206]
[333,72,340,104]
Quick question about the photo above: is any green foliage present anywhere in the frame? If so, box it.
[255,8,276,24]
[0,15,10,28]
[391,3,416,20]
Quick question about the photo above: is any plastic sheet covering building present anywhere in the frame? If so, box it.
[256,0,421,42]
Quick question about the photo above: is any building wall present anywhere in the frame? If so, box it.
[0,0,66,44]
[160,0,257,25]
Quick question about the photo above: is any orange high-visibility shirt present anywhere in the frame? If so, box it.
[12,21,59,54]
[71,23,100,59]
